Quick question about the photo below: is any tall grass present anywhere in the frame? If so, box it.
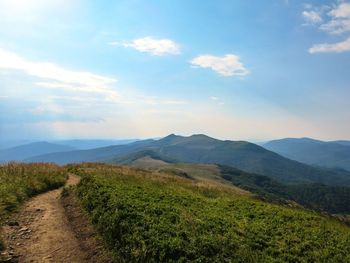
[74,163,350,262]
[0,162,67,250]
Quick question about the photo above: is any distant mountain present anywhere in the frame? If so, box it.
[28,134,350,186]
[263,138,350,171]
[0,140,34,150]
[27,139,156,164]
[0,142,75,162]
[52,139,138,150]
[333,140,350,147]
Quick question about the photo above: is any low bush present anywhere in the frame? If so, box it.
[75,164,350,262]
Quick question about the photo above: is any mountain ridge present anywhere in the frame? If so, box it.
[27,134,350,186]
[263,137,350,171]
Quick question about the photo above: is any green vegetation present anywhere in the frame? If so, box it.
[218,165,290,203]
[287,184,350,214]
[217,165,350,214]
[73,163,350,263]
[132,160,350,214]
[0,162,67,251]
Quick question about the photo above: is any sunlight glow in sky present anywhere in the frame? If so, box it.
[0,0,349,140]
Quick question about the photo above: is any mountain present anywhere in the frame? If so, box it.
[51,139,138,150]
[333,140,350,147]
[26,139,156,164]
[0,140,34,150]
[263,138,350,171]
[0,142,75,162]
[28,134,350,186]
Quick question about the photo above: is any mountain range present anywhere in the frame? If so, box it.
[263,138,350,171]
[25,134,350,186]
[0,142,75,162]
[0,139,138,163]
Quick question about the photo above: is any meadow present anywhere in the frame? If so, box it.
[0,162,67,250]
[72,163,350,263]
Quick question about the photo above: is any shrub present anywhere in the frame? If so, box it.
[75,164,350,262]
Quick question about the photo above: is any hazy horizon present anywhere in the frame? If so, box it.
[1,0,350,141]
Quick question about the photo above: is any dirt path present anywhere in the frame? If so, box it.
[2,174,89,263]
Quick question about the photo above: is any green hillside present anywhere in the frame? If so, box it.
[128,157,350,214]
[71,163,350,263]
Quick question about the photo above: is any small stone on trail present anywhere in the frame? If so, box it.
[18,227,28,232]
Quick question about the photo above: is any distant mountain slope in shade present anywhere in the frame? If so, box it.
[28,134,350,186]
[263,138,350,171]
[52,139,138,150]
[0,142,75,162]
[0,140,34,150]
[333,140,350,147]
[26,139,156,164]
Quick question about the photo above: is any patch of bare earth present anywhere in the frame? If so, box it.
[1,174,111,263]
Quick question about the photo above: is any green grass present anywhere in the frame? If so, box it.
[0,162,67,251]
[73,163,350,263]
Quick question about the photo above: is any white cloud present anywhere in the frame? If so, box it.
[303,10,323,24]
[305,2,350,53]
[190,54,249,77]
[317,2,350,34]
[210,96,219,101]
[110,37,180,56]
[309,37,350,53]
[329,2,350,18]
[320,15,350,34]
[0,48,120,102]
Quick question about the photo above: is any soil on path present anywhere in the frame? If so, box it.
[1,174,102,263]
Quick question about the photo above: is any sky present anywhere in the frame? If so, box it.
[0,0,349,141]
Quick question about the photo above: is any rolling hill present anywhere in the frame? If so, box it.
[263,138,350,171]
[0,142,75,163]
[333,140,350,147]
[51,139,138,150]
[123,154,350,214]
[28,134,350,186]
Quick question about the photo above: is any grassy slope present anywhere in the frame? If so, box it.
[131,157,350,214]
[72,163,350,263]
[0,162,67,251]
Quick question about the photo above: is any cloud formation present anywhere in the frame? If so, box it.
[302,10,323,24]
[329,2,350,18]
[309,37,350,53]
[110,37,180,56]
[190,54,249,77]
[305,2,350,53]
[0,48,120,102]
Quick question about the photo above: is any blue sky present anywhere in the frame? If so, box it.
[0,0,349,141]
